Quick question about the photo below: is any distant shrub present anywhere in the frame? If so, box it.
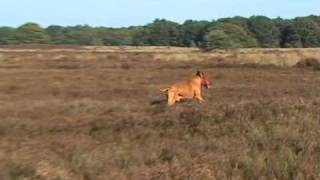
[295,58,320,70]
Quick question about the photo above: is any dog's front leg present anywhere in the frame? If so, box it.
[194,90,205,103]
[168,91,176,106]
[195,96,205,103]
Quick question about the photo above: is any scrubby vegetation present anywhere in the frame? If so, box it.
[0,48,319,179]
[1,15,320,49]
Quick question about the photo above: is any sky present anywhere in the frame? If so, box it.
[1,0,320,27]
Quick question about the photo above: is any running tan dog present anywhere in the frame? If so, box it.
[161,71,211,106]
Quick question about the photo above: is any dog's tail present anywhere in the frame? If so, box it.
[160,88,169,92]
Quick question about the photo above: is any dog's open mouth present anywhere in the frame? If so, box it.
[205,84,210,89]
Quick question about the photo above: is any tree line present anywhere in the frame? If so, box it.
[1,15,320,49]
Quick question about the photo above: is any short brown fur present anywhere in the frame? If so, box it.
[161,71,211,106]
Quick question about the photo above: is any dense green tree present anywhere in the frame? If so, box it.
[294,17,320,47]
[281,25,302,48]
[203,29,234,49]
[218,16,251,33]
[1,15,320,48]
[0,27,17,44]
[275,19,302,48]
[99,27,134,45]
[132,27,150,46]
[180,20,210,47]
[140,19,182,46]
[308,15,320,26]
[63,25,103,45]
[202,22,258,49]
[218,23,257,47]
[47,25,134,45]
[46,25,68,44]
[248,16,281,47]
[16,23,51,44]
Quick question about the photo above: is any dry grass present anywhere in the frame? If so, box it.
[0,46,319,179]
[1,45,320,67]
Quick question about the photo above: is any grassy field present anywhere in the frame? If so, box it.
[0,46,319,180]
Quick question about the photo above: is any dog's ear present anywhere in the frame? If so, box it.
[196,71,203,77]
[196,71,201,76]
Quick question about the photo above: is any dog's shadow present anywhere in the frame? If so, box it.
[150,96,167,106]
[150,96,199,114]
[150,96,194,106]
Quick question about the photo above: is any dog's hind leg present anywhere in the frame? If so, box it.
[176,94,184,102]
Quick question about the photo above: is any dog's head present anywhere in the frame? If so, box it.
[196,71,211,89]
